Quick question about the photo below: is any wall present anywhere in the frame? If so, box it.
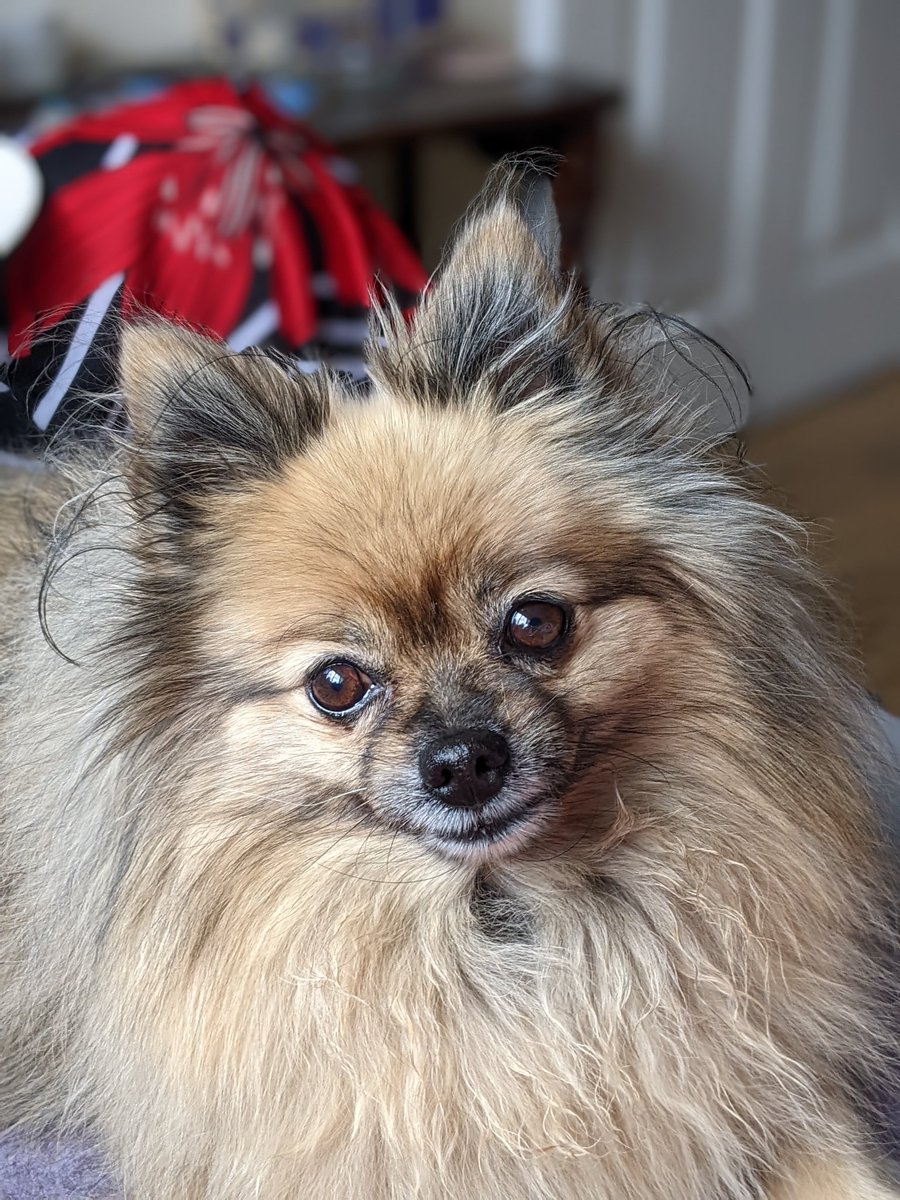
[0,0,210,69]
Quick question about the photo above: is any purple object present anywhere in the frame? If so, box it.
[415,0,444,25]
[0,1131,113,1200]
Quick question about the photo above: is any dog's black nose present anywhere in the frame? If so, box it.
[419,729,510,808]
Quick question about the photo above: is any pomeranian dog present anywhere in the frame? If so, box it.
[0,163,897,1200]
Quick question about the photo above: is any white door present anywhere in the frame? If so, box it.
[470,0,900,422]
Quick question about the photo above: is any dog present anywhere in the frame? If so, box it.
[0,163,897,1199]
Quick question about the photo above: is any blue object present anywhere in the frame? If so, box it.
[263,78,318,119]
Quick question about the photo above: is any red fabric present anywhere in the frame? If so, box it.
[268,197,317,347]
[7,78,427,356]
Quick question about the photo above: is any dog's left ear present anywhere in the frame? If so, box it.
[370,157,579,409]
[371,156,748,444]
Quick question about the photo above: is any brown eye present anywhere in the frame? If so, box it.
[308,662,375,716]
[504,601,569,654]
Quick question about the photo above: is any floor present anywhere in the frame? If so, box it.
[746,370,900,713]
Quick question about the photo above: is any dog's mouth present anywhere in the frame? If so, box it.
[374,750,588,864]
[422,793,550,863]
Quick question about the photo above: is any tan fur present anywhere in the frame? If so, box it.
[771,1154,898,1200]
[1,166,897,1199]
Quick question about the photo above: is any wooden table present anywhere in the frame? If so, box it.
[310,72,621,273]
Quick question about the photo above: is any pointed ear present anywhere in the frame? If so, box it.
[370,156,580,409]
[119,322,330,525]
[469,153,562,271]
[491,155,562,270]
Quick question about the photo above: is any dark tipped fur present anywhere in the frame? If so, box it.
[120,324,333,530]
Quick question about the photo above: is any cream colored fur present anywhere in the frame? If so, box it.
[772,1154,898,1200]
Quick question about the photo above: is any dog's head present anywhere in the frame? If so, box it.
[115,164,858,875]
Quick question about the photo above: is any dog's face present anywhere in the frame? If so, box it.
[118,168,751,871]
[196,397,683,866]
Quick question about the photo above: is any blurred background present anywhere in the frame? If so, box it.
[0,0,898,717]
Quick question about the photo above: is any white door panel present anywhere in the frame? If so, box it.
[565,0,900,420]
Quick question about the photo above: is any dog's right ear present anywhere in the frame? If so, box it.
[119,322,330,527]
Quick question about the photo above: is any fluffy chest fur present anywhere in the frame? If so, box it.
[74,753,873,1200]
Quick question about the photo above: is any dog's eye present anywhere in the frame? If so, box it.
[308,662,375,716]
[504,601,569,654]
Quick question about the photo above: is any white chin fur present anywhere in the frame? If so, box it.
[425,807,550,865]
